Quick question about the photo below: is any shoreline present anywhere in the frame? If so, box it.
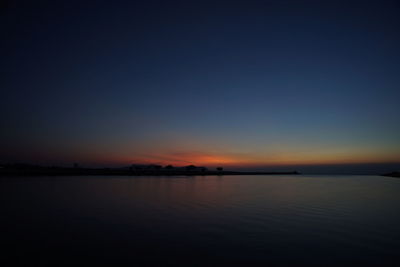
[382,172,400,178]
[0,167,300,177]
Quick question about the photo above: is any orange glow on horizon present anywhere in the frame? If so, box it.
[53,144,400,168]
[99,150,400,168]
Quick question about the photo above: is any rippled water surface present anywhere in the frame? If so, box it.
[1,175,400,266]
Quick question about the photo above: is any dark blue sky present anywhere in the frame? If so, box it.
[2,0,400,172]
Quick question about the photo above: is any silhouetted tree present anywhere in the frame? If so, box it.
[185,165,196,171]
[165,165,174,170]
[154,165,162,170]
[148,164,162,170]
[216,167,223,171]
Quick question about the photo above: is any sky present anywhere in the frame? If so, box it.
[2,0,400,173]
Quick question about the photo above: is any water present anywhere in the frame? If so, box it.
[1,175,399,266]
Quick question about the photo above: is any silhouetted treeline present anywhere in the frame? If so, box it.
[0,163,300,176]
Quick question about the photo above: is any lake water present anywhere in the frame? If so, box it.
[1,175,400,266]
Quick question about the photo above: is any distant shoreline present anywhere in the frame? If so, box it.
[0,166,300,177]
[382,172,400,178]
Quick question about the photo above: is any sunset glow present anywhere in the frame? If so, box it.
[1,0,399,174]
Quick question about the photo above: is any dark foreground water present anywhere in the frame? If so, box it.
[1,175,400,266]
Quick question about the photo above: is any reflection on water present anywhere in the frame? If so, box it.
[1,175,400,266]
